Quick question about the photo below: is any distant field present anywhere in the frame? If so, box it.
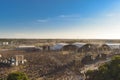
[0,39,120,45]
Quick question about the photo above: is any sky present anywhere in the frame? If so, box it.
[0,0,120,39]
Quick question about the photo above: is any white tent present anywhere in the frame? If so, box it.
[0,54,2,58]
[106,43,120,49]
[72,42,86,48]
[50,43,68,50]
[17,45,36,48]
[16,45,40,50]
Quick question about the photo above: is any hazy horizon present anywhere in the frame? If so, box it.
[0,0,120,39]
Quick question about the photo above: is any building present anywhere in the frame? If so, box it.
[15,55,25,66]
[0,42,9,46]
[2,42,9,46]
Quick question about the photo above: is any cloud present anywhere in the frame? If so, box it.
[35,14,81,23]
[106,13,120,18]
[106,13,115,17]
[37,19,48,23]
[58,14,81,18]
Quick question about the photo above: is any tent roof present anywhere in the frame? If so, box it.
[72,42,86,48]
[106,43,120,45]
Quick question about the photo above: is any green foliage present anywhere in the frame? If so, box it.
[86,55,120,80]
[7,72,28,80]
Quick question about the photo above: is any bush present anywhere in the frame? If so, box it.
[7,72,28,80]
[86,55,120,80]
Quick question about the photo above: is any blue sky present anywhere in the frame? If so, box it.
[0,0,120,39]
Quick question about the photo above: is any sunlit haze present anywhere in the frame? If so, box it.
[0,0,120,39]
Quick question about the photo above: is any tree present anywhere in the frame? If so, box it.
[86,55,120,80]
[7,72,29,80]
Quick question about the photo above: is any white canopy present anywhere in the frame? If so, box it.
[72,42,86,48]
[106,43,120,49]
[50,43,68,50]
[17,45,36,48]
